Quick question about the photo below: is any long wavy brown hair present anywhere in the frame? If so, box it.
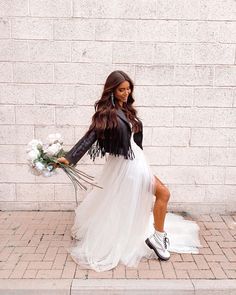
[85,70,142,140]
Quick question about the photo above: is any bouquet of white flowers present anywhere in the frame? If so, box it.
[26,133,102,204]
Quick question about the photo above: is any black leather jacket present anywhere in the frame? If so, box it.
[64,108,143,166]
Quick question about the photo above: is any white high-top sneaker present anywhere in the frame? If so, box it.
[145,230,170,261]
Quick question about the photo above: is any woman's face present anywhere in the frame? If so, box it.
[114,80,131,107]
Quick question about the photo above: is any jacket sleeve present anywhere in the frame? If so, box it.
[64,128,97,166]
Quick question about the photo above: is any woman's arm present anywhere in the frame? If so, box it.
[64,128,97,166]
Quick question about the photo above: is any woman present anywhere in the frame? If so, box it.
[57,70,201,272]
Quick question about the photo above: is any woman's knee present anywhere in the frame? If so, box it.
[153,176,170,203]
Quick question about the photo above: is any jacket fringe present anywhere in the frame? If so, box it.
[87,140,135,162]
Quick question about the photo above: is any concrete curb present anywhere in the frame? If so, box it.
[0,279,236,294]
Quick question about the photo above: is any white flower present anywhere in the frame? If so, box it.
[35,161,45,171]
[26,139,43,152]
[42,170,55,177]
[45,142,62,156]
[27,148,40,162]
[46,133,63,145]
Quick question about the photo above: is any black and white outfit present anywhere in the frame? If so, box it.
[65,108,202,272]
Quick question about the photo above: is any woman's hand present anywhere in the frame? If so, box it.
[53,157,70,168]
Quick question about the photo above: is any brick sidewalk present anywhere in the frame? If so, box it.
[0,211,235,280]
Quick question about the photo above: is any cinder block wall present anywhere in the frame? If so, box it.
[0,0,235,213]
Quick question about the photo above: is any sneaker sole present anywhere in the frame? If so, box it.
[145,238,170,261]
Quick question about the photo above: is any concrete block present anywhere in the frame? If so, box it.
[72,41,112,63]
[213,108,236,128]
[194,87,234,107]
[0,145,17,163]
[0,201,39,210]
[134,86,194,107]
[15,105,55,125]
[113,42,154,64]
[205,184,236,202]
[54,63,95,84]
[29,40,70,62]
[95,0,156,19]
[193,279,236,295]
[71,279,194,295]
[0,40,29,61]
[0,279,71,295]
[0,125,34,144]
[218,21,236,43]
[0,183,16,201]
[0,106,15,124]
[55,106,94,126]
[191,128,236,147]
[73,0,96,17]
[153,43,194,64]
[54,19,94,40]
[174,66,213,86]
[35,84,74,105]
[94,63,135,85]
[136,20,178,42]
[54,184,75,201]
[14,63,53,83]
[144,146,170,165]
[209,147,236,166]
[194,43,235,64]
[0,84,35,104]
[16,183,54,201]
[139,107,173,127]
[0,164,35,183]
[75,85,97,106]
[167,184,205,203]
[178,21,219,42]
[135,65,175,85]
[151,166,225,185]
[0,18,10,38]
[215,66,236,86]
[171,147,209,166]
[12,18,53,39]
[30,0,72,17]
[225,167,236,184]
[156,0,200,19]
[174,107,214,127]
[152,127,190,146]
[0,0,28,16]
[95,19,136,41]
[0,62,12,82]
[199,0,236,21]
[142,127,152,146]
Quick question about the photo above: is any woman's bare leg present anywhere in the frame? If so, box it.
[152,175,170,232]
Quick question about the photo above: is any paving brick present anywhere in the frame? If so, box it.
[181,253,194,261]
[193,254,210,270]
[173,262,198,270]
[138,269,164,279]
[125,269,139,279]
[61,262,76,278]
[175,270,189,279]
[27,261,53,270]
[87,269,113,279]
[208,262,227,279]
[36,269,63,278]
[74,268,88,279]
[207,241,224,254]
[23,269,37,278]
[188,269,215,279]
[161,261,176,279]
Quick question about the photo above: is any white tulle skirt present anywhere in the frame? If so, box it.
[66,133,202,272]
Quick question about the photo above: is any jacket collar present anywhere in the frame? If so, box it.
[116,108,131,130]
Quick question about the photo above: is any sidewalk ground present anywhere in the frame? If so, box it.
[0,211,235,294]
